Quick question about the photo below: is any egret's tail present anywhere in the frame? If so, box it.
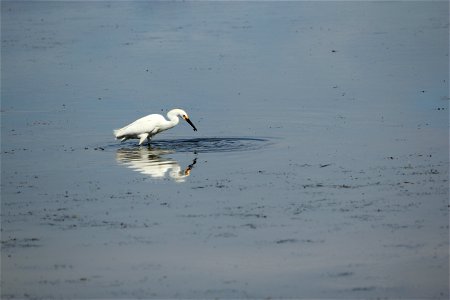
[113,129,129,142]
[113,129,122,139]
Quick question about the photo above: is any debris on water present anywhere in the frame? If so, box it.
[339,184,352,188]
[329,271,354,277]
[351,286,376,292]
[276,238,297,244]
[243,223,257,229]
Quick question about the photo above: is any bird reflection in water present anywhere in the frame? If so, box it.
[116,147,197,182]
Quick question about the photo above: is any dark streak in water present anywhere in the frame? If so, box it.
[100,137,273,154]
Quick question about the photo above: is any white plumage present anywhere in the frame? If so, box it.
[113,108,197,145]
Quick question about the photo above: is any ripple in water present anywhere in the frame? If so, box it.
[102,137,271,153]
[148,137,271,153]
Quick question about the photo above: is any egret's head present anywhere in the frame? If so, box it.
[170,108,197,131]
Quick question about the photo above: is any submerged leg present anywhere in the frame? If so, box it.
[138,133,149,146]
[147,136,152,145]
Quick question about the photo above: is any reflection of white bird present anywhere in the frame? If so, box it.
[116,147,196,182]
[113,108,197,145]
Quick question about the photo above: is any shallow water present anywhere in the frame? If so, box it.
[114,138,272,182]
[1,1,449,299]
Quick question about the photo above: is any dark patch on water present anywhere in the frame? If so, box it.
[328,271,354,278]
[276,238,297,244]
[1,237,41,249]
[351,286,376,292]
[98,137,272,154]
[152,137,271,153]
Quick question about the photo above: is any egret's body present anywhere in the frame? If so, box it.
[113,108,197,145]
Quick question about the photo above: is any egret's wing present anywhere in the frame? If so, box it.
[114,114,165,138]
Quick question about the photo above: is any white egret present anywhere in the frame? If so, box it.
[113,108,197,145]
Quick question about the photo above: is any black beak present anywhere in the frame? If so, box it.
[185,118,197,131]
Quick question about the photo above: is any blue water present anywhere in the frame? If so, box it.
[1,1,448,298]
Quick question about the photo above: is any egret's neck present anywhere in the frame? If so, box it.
[166,111,180,127]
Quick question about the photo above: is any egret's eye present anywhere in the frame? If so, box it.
[183,115,187,119]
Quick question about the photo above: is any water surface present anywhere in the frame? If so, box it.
[1,1,448,299]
